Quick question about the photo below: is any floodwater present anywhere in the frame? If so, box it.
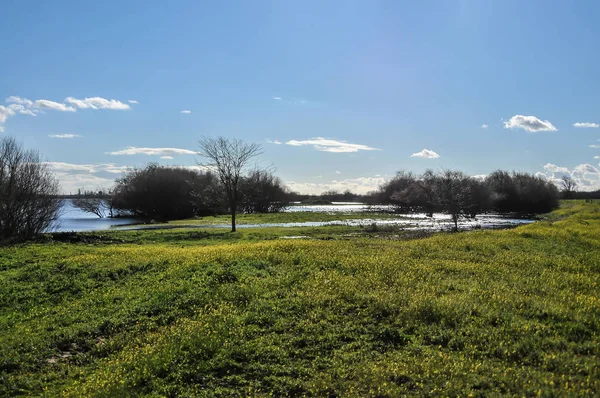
[49,200,533,232]
[47,200,137,232]
[118,214,533,232]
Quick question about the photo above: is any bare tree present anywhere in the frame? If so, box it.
[197,137,262,231]
[72,197,110,218]
[561,175,577,199]
[0,137,62,241]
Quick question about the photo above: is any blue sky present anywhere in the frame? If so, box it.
[1,0,600,193]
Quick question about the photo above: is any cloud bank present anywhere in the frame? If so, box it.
[539,162,600,191]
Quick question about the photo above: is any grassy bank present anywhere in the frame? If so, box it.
[1,202,599,396]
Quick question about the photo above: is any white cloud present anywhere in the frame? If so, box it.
[65,97,130,110]
[543,163,569,173]
[6,96,33,107]
[49,134,81,139]
[266,139,282,145]
[0,106,15,123]
[180,165,214,173]
[286,137,380,153]
[589,145,600,149]
[181,110,192,114]
[44,162,130,174]
[573,122,599,128]
[411,149,440,159]
[45,162,98,173]
[8,104,37,116]
[572,164,600,175]
[503,115,557,132]
[1,95,131,129]
[128,100,139,104]
[286,176,385,195]
[160,156,174,160]
[34,99,76,112]
[273,97,282,100]
[594,156,600,159]
[335,170,341,174]
[481,124,488,129]
[0,126,4,133]
[107,147,196,156]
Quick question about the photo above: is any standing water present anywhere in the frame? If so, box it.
[47,200,137,232]
[49,201,534,232]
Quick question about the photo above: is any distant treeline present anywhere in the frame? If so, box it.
[72,164,562,230]
[288,190,371,204]
[59,190,111,199]
[373,169,559,229]
[569,190,600,200]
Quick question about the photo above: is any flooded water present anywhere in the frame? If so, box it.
[47,200,137,232]
[118,214,533,232]
[50,200,533,232]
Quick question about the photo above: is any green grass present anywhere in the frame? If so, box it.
[1,202,599,396]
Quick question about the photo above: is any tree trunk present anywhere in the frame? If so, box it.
[231,208,236,232]
[228,188,237,232]
[453,214,458,232]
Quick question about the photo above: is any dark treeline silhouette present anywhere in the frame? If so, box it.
[288,190,371,204]
[376,169,559,230]
[569,190,600,200]
[108,164,289,222]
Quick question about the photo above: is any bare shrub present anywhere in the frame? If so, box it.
[0,137,62,241]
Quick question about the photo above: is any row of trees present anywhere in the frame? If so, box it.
[377,169,560,230]
[107,164,289,224]
[0,135,571,241]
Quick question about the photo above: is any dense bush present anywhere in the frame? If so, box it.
[238,170,290,213]
[378,169,559,228]
[0,137,62,241]
[485,170,559,214]
[112,164,221,221]
[111,165,290,221]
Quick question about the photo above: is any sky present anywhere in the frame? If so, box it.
[1,0,600,194]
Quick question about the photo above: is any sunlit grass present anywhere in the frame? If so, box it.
[1,202,599,396]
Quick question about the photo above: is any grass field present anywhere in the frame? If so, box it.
[1,202,599,396]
